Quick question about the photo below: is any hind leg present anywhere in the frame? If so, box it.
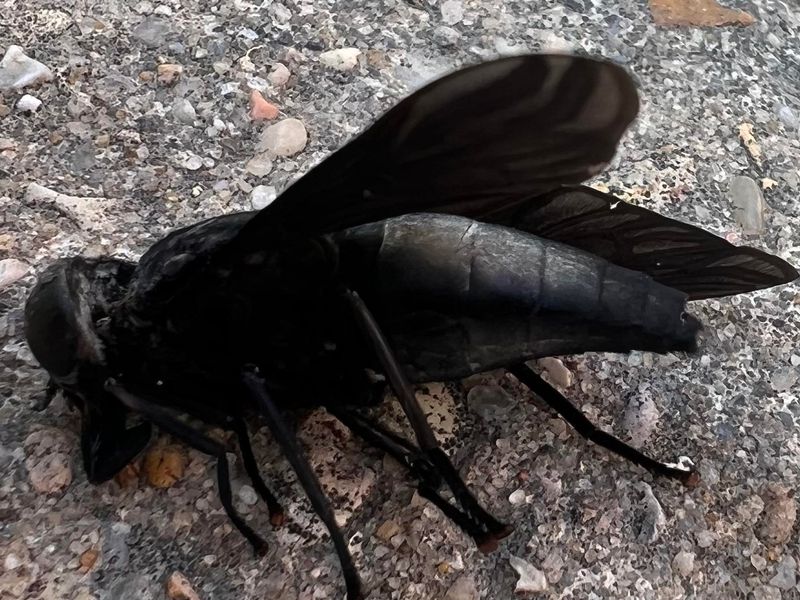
[342,289,512,552]
[509,363,699,486]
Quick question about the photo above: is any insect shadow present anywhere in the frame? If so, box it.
[24,54,798,599]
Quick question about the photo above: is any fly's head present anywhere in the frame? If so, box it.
[24,257,135,404]
[24,257,152,483]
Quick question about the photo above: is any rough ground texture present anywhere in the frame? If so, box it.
[1,1,799,599]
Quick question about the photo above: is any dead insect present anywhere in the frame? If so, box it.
[24,54,798,599]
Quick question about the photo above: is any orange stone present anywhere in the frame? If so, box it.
[649,0,755,26]
[249,90,279,121]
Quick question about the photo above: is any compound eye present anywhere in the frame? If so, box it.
[24,260,103,380]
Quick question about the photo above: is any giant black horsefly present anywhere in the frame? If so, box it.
[24,54,798,598]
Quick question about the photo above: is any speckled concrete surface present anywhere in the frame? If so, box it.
[1,1,799,599]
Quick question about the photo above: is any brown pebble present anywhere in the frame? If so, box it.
[165,571,201,600]
[249,90,279,121]
[757,483,797,546]
[114,460,142,488]
[138,70,154,82]
[649,0,755,26]
[144,445,186,488]
[374,520,401,542]
[157,64,183,86]
[78,548,99,572]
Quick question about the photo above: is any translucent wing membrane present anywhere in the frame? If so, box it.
[237,54,639,239]
[497,186,798,299]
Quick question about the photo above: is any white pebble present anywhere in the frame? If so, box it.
[0,45,53,91]
[508,489,526,505]
[441,0,464,25]
[268,63,291,86]
[245,153,273,177]
[181,154,203,171]
[257,118,307,156]
[237,485,258,506]
[319,48,361,71]
[172,98,196,124]
[538,357,573,387]
[0,259,30,290]
[509,555,547,593]
[673,550,695,577]
[250,185,277,210]
[16,94,42,112]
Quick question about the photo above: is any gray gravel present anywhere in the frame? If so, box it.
[1,1,799,599]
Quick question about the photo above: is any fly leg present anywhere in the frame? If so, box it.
[105,380,270,555]
[330,407,499,542]
[342,289,512,553]
[508,363,700,486]
[233,419,286,526]
[241,369,363,600]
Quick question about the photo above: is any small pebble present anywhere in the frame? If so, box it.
[268,63,291,86]
[16,94,42,112]
[181,154,203,171]
[444,574,479,600]
[0,45,53,90]
[466,385,515,420]
[441,0,464,25]
[237,485,258,506]
[27,452,72,494]
[509,555,547,594]
[752,554,768,571]
[157,63,183,86]
[776,105,798,130]
[769,555,796,590]
[144,445,186,488]
[508,489,526,505]
[165,572,201,600]
[249,90,279,121]
[756,483,797,546]
[250,185,276,210]
[319,48,361,71]
[672,550,694,577]
[623,393,659,446]
[257,118,307,156]
[374,520,401,542]
[770,367,798,393]
[729,175,765,235]
[750,585,781,600]
[538,357,573,387]
[0,258,30,289]
[434,26,461,46]
[637,483,666,544]
[245,153,273,177]
[25,183,108,230]
[172,98,197,124]
[132,16,171,47]
[78,548,99,572]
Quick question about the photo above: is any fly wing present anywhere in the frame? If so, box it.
[492,186,798,299]
[237,54,638,240]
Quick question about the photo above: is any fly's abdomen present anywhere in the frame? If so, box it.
[335,213,700,381]
[339,214,695,339]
